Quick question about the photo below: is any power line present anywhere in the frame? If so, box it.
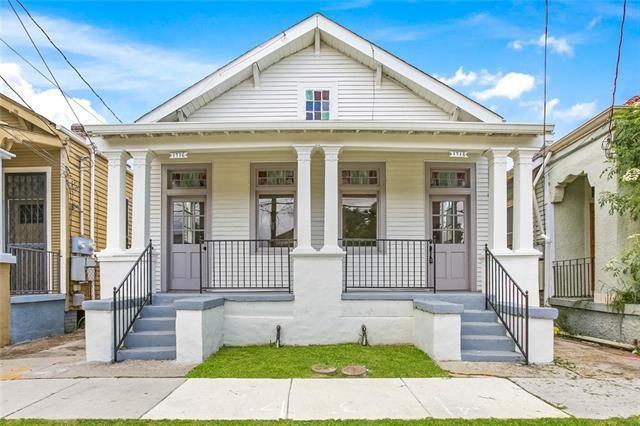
[542,0,549,151]
[14,0,122,123]
[0,72,64,143]
[7,0,97,154]
[0,72,72,177]
[603,0,627,158]
[1,37,106,123]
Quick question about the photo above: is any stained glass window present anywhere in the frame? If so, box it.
[430,170,469,188]
[257,169,295,186]
[305,89,330,120]
[169,171,207,189]
[341,169,378,185]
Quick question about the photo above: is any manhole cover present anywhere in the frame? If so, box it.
[341,365,367,376]
[311,364,337,375]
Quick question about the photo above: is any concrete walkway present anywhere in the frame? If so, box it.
[3,377,637,420]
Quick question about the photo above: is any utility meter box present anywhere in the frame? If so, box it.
[70,256,96,282]
[72,292,85,307]
[71,236,94,255]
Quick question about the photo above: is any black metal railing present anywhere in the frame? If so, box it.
[9,246,60,295]
[341,239,436,292]
[485,245,529,364]
[200,239,295,292]
[552,257,594,298]
[113,241,153,362]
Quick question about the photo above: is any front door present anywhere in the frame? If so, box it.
[168,197,206,291]
[430,196,468,291]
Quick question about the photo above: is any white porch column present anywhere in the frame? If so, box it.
[320,145,343,253]
[128,149,153,251]
[103,150,129,252]
[486,147,512,254]
[293,145,315,253]
[511,148,538,254]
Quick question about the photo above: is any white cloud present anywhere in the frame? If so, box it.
[472,72,535,101]
[519,97,597,122]
[0,11,218,120]
[550,99,597,121]
[509,33,574,56]
[587,17,602,30]
[509,40,523,50]
[0,62,106,128]
[434,67,478,86]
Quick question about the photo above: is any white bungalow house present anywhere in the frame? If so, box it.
[83,14,557,364]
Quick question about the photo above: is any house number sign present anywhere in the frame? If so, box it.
[449,151,469,158]
[169,151,189,159]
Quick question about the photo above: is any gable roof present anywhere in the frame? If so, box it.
[137,13,503,124]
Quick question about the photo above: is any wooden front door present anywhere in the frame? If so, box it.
[168,197,206,291]
[430,196,469,291]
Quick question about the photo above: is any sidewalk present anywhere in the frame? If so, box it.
[2,376,639,420]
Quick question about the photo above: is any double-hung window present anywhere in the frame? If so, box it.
[340,164,385,242]
[253,166,296,247]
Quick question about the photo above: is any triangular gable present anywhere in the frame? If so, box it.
[137,13,502,124]
[186,44,452,123]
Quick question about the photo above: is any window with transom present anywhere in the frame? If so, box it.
[253,165,296,247]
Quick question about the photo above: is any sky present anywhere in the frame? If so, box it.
[0,0,638,138]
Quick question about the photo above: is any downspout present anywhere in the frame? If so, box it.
[79,157,86,236]
[89,148,96,301]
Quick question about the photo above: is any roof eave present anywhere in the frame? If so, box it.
[86,120,552,137]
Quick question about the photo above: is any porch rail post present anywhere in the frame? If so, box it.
[103,150,129,252]
[320,145,343,253]
[129,149,154,251]
[485,147,513,254]
[293,145,315,253]
[510,148,538,254]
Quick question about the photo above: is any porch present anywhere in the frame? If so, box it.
[95,141,542,299]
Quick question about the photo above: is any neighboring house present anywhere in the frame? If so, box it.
[538,97,640,345]
[0,94,132,344]
[83,14,558,364]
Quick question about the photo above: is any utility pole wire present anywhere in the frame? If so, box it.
[603,0,627,158]
[14,0,122,123]
[7,0,98,153]
[1,38,106,123]
[0,73,72,177]
[542,0,549,151]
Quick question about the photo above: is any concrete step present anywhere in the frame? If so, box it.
[142,304,176,318]
[124,331,176,348]
[153,293,200,305]
[461,309,497,322]
[117,346,176,361]
[426,293,485,310]
[133,317,175,332]
[461,322,506,336]
[461,349,524,362]
[461,335,515,351]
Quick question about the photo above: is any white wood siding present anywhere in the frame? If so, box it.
[475,157,489,291]
[187,45,450,122]
[150,158,162,290]
[149,151,488,291]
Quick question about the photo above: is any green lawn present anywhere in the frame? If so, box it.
[3,418,639,425]
[187,344,449,378]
